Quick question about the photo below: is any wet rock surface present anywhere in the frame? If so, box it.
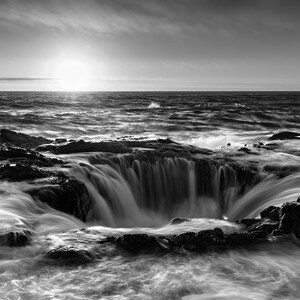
[36,140,131,154]
[0,230,32,247]
[0,129,52,148]
[28,179,93,222]
[0,163,53,181]
[100,200,300,255]
[268,131,300,141]
[39,201,300,262]
[0,219,33,247]
[46,244,96,264]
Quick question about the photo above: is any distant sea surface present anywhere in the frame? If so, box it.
[1,91,299,148]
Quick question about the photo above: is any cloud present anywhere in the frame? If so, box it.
[0,0,299,38]
[0,77,53,81]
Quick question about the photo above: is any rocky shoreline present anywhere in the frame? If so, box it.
[41,197,300,265]
[0,129,300,264]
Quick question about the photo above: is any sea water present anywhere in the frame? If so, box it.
[0,92,300,299]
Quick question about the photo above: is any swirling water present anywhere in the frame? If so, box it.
[0,91,300,299]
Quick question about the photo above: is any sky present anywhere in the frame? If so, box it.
[0,0,300,91]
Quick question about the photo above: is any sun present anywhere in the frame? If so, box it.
[56,60,90,91]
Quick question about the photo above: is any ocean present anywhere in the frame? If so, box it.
[0,91,300,299]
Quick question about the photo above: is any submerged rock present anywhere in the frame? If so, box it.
[0,219,32,247]
[268,131,300,141]
[263,165,300,178]
[0,129,52,148]
[0,230,32,247]
[46,244,95,264]
[169,217,191,225]
[238,147,252,154]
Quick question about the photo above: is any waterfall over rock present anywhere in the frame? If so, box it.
[69,153,259,227]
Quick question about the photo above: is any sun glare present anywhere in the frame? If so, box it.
[57,60,90,91]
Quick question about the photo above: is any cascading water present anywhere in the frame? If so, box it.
[68,153,260,227]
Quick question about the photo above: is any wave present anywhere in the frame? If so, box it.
[148,102,160,108]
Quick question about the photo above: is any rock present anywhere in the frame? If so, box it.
[46,244,95,264]
[225,230,268,246]
[194,229,225,251]
[116,234,164,253]
[169,217,190,225]
[28,179,93,222]
[0,146,63,166]
[0,163,52,181]
[227,143,231,146]
[0,230,32,247]
[263,165,300,178]
[0,129,52,148]
[36,138,213,158]
[0,219,32,247]
[264,143,279,150]
[280,201,300,218]
[271,229,284,236]
[239,219,261,227]
[238,147,251,154]
[260,206,280,221]
[278,213,299,232]
[268,131,300,141]
[172,232,197,249]
[55,138,67,144]
[247,219,279,233]
[36,140,131,154]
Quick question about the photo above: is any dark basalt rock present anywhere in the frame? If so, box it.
[36,138,212,158]
[55,138,67,144]
[114,228,270,254]
[0,163,53,181]
[28,179,93,222]
[0,129,52,148]
[247,219,279,233]
[239,218,261,227]
[116,234,169,253]
[278,213,299,232]
[36,140,131,154]
[0,146,63,166]
[169,217,191,225]
[46,244,95,264]
[268,131,300,141]
[263,165,300,178]
[113,200,300,255]
[194,229,225,251]
[225,230,268,246]
[238,147,252,154]
[280,201,300,217]
[260,206,280,221]
[0,230,32,247]
[0,219,33,247]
